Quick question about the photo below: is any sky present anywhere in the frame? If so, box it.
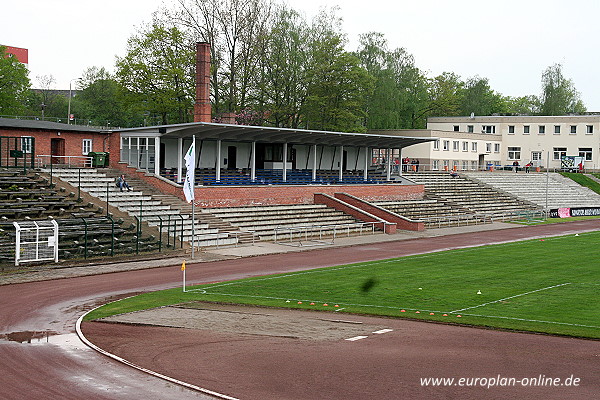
[3,0,600,110]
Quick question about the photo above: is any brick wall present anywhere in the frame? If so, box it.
[0,127,114,163]
[189,183,424,208]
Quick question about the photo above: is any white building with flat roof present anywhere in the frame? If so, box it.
[393,115,600,171]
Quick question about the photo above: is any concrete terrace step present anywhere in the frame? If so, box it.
[466,172,600,208]
[46,168,238,248]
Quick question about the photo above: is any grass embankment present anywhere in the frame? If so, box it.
[86,232,600,338]
[560,172,600,195]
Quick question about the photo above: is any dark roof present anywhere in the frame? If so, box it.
[0,118,103,133]
[116,121,435,148]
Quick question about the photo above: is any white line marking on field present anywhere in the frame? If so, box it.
[450,283,572,313]
[345,336,368,341]
[335,308,345,312]
[372,329,393,334]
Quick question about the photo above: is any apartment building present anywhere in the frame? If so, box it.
[398,115,600,171]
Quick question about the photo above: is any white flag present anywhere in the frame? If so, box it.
[183,139,195,203]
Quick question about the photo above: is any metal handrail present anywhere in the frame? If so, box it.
[274,221,378,246]
[37,155,93,168]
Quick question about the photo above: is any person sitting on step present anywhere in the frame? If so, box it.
[115,174,132,192]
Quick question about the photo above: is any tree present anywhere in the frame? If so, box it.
[254,5,309,128]
[458,76,506,116]
[426,72,463,117]
[539,63,585,115]
[72,67,137,127]
[504,95,541,115]
[0,46,31,116]
[356,32,429,129]
[171,0,274,116]
[302,9,373,132]
[356,32,401,129]
[116,20,195,125]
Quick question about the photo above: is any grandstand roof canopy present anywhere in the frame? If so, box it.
[116,121,436,148]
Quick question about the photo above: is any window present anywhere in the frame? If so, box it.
[472,142,478,152]
[570,125,577,134]
[508,147,521,160]
[586,125,594,134]
[443,140,449,151]
[462,141,468,151]
[433,140,440,150]
[453,125,459,132]
[494,143,500,153]
[508,125,515,134]
[443,160,449,169]
[538,125,545,134]
[486,143,492,153]
[531,151,542,161]
[467,125,474,133]
[462,160,468,170]
[554,125,561,134]
[482,125,496,134]
[432,160,439,170]
[523,125,530,134]
[579,148,593,161]
[82,139,92,155]
[21,137,33,153]
[453,141,459,151]
[471,161,478,170]
[553,147,567,160]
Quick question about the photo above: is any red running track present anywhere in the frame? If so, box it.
[1,221,599,399]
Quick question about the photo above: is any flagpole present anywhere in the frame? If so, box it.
[182,260,186,292]
[191,135,196,259]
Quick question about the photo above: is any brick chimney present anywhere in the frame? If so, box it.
[194,42,211,123]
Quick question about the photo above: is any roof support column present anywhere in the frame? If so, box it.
[251,141,256,182]
[154,137,160,176]
[282,142,287,182]
[136,138,141,169]
[364,146,369,181]
[398,148,402,177]
[216,139,222,182]
[312,144,317,182]
[177,138,183,183]
[386,148,392,181]
[145,138,150,172]
[339,145,344,182]
[126,137,131,166]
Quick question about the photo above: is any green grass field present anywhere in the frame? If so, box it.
[86,231,600,339]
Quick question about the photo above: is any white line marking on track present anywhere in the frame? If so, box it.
[458,312,600,329]
[345,336,368,341]
[372,329,393,334]
[450,282,572,313]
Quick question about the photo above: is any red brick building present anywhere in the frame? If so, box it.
[0,118,113,167]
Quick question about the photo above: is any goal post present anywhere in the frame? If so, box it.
[13,220,59,266]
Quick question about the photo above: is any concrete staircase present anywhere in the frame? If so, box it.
[45,168,237,247]
[372,199,483,228]
[402,172,541,218]
[204,203,373,241]
[465,172,600,209]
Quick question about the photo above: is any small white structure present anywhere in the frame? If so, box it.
[13,220,59,266]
